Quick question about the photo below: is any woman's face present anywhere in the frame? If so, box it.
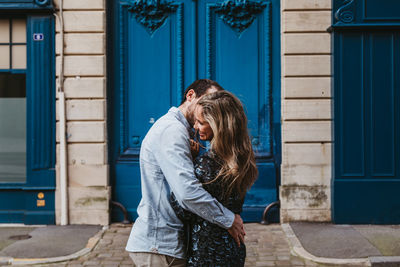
[194,106,213,141]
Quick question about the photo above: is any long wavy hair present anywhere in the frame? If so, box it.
[197,91,258,201]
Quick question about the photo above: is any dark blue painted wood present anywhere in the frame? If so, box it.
[334,180,400,224]
[0,0,52,11]
[110,0,197,222]
[26,15,56,189]
[110,0,281,223]
[198,0,281,222]
[333,2,400,223]
[332,0,400,29]
[0,14,55,224]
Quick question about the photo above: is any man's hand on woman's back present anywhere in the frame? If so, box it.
[228,214,246,247]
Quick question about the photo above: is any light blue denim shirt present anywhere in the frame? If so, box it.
[125,107,235,259]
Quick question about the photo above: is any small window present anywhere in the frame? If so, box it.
[0,18,27,70]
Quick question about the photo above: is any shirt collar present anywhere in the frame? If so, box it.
[169,107,191,130]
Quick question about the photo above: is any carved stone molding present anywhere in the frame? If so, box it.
[215,0,267,34]
[122,0,177,34]
[335,0,355,23]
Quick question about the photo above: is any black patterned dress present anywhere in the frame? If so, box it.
[170,152,246,267]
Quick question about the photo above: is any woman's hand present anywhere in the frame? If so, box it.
[189,139,199,159]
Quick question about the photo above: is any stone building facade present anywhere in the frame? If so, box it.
[52,0,333,225]
[2,0,397,225]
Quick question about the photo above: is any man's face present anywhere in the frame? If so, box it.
[187,86,219,126]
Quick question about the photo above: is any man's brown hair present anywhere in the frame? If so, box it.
[181,79,224,104]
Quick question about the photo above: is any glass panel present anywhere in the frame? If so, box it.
[0,73,26,183]
[12,45,26,69]
[12,19,26,43]
[0,46,10,69]
[0,19,10,43]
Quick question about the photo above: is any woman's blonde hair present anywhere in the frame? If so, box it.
[197,91,258,201]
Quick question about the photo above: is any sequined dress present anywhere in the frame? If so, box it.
[170,152,246,267]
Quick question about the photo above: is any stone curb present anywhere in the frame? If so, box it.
[0,225,108,265]
[369,256,400,267]
[281,223,371,267]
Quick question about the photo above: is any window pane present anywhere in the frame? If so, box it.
[0,73,26,97]
[12,45,26,69]
[12,19,26,43]
[0,46,10,69]
[0,73,26,183]
[0,19,10,43]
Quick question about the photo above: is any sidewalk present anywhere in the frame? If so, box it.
[0,223,399,266]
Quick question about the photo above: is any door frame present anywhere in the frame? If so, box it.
[106,0,281,223]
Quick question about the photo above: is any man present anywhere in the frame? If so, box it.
[126,79,245,266]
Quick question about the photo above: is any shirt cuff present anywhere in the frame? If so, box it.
[216,209,235,229]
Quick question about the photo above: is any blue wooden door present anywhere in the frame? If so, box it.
[110,0,280,222]
[332,0,400,223]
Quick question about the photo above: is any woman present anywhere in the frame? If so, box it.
[171,91,258,266]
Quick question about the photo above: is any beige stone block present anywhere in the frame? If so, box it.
[54,0,104,10]
[283,121,331,142]
[56,121,105,142]
[284,55,331,76]
[283,99,331,120]
[70,209,109,225]
[56,99,105,120]
[283,0,331,10]
[69,165,108,187]
[56,11,105,32]
[55,186,110,225]
[283,11,331,32]
[56,33,105,54]
[280,209,331,222]
[56,164,108,187]
[282,143,331,165]
[56,143,106,165]
[69,186,109,210]
[56,77,105,99]
[284,33,331,54]
[55,186,109,209]
[281,164,331,186]
[280,185,330,209]
[56,56,105,76]
[284,77,331,98]
[56,208,109,225]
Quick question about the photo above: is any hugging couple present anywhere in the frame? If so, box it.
[126,79,258,266]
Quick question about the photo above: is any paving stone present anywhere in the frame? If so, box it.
[276,260,292,265]
[258,255,277,261]
[256,261,276,266]
[278,255,291,260]
[82,260,100,265]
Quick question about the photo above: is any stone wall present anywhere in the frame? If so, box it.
[280,0,332,222]
[54,0,109,225]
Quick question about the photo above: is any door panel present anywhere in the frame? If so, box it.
[111,0,280,222]
[332,0,400,223]
[197,0,277,220]
[111,0,197,220]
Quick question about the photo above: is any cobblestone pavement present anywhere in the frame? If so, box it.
[38,223,338,267]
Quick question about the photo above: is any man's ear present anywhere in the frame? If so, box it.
[186,89,197,102]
